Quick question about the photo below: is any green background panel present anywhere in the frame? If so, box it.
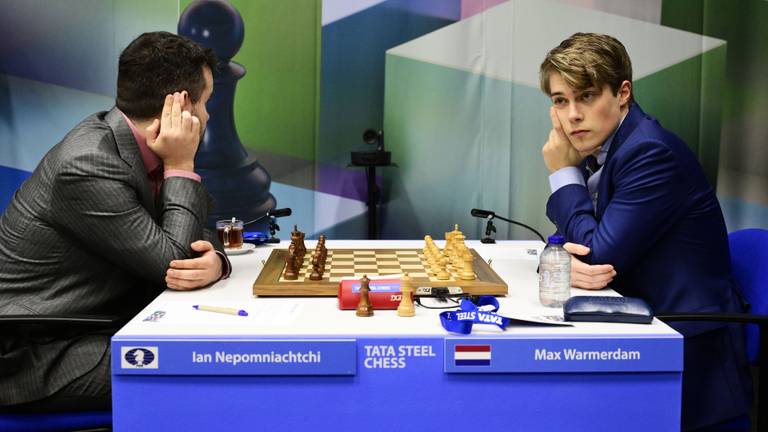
[633,45,726,185]
[180,0,321,161]
[662,0,768,175]
[383,54,553,240]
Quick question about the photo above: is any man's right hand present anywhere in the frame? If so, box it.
[564,242,616,289]
[542,107,584,173]
[146,92,200,172]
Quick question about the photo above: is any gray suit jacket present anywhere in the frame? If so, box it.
[0,108,219,404]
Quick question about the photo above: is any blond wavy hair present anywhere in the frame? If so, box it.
[540,33,632,100]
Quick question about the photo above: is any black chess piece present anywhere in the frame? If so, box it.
[283,244,298,280]
[179,0,276,229]
[356,275,374,317]
[309,256,322,281]
[297,232,306,257]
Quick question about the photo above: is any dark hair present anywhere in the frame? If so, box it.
[116,31,218,119]
[540,33,632,101]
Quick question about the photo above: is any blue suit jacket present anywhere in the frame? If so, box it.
[546,103,751,429]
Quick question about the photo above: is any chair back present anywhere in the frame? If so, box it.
[729,228,768,363]
[0,411,111,432]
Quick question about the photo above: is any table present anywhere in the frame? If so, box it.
[111,240,682,431]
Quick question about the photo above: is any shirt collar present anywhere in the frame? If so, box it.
[119,110,161,175]
[596,111,628,166]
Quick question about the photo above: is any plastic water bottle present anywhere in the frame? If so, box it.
[539,235,571,307]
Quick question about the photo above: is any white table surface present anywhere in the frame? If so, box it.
[115,240,679,339]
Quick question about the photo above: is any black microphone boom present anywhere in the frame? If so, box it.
[470,208,495,218]
[470,208,545,243]
[268,208,292,218]
[244,207,293,226]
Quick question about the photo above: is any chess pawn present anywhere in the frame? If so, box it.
[318,234,327,256]
[356,275,374,317]
[309,269,322,281]
[456,245,471,268]
[436,257,451,280]
[309,256,322,281]
[397,273,415,317]
[460,252,476,280]
[428,260,440,277]
[283,244,298,280]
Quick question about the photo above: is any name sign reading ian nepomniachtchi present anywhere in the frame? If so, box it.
[112,338,356,375]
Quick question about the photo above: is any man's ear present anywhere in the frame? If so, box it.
[618,80,632,107]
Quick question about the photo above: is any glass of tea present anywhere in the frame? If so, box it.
[216,218,244,249]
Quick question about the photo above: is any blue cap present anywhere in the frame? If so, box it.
[547,235,565,245]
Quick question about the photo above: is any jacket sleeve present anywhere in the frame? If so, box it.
[50,152,209,285]
[546,139,689,274]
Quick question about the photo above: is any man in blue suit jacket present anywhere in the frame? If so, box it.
[540,33,752,431]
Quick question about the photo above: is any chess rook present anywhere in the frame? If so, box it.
[397,273,415,317]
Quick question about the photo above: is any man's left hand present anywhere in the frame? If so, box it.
[564,242,616,289]
[165,240,222,290]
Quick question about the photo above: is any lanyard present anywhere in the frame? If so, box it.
[440,296,510,334]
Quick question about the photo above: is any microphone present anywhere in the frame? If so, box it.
[471,208,495,218]
[469,208,545,243]
[268,208,292,218]
[244,207,293,226]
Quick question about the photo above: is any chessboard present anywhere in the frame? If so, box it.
[253,248,508,297]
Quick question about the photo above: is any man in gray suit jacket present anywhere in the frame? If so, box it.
[0,32,230,412]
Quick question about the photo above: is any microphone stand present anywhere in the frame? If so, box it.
[481,217,497,244]
[243,210,289,244]
[265,216,281,243]
[471,211,545,243]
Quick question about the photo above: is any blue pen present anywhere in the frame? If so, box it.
[193,305,248,317]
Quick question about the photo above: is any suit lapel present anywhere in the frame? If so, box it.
[596,103,645,218]
[105,108,157,220]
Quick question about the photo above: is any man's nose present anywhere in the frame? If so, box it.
[568,103,583,122]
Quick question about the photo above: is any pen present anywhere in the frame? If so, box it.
[193,305,248,317]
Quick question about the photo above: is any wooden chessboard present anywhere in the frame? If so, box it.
[253,248,508,296]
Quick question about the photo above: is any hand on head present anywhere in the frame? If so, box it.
[145,91,201,172]
[542,107,585,173]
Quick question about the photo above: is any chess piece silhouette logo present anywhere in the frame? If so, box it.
[179,0,276,228]
[124,348,156,368]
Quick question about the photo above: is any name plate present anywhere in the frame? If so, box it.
[112,338,356,375]
[444,336,682,373]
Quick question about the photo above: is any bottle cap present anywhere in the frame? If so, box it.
[547,235,565,245]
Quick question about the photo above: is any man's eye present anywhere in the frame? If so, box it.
[581,93,594,102]
[553,98,566,105]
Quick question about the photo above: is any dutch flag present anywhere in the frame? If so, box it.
[454,344,491,366]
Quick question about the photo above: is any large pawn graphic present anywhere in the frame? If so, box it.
[179,0,276,229]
